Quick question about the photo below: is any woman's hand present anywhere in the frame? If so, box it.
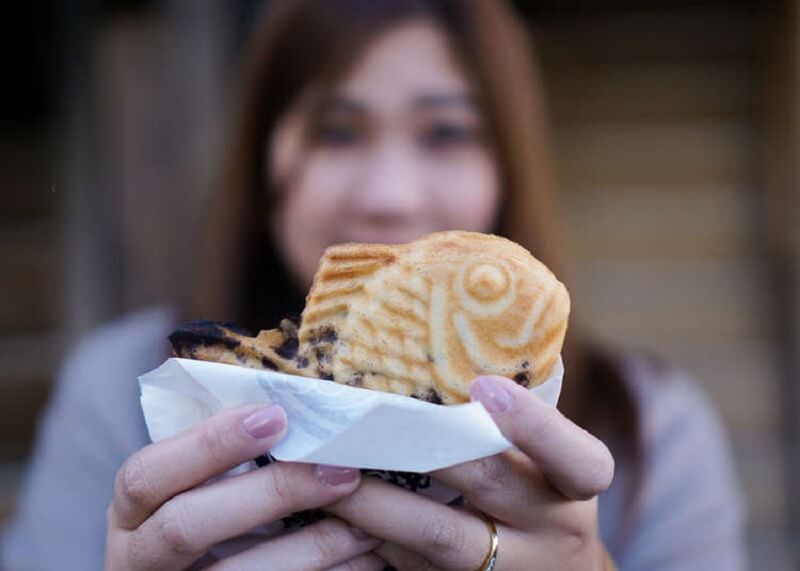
[105,404,380,570]
[328,375,615,570]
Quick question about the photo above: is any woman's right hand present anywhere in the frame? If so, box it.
[105,404,382,570]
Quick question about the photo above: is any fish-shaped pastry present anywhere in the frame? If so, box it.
[170,231,570,404]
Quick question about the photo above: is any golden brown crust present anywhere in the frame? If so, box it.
[299,231,570,403]
[170,231,570,404]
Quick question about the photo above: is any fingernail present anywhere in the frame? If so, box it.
[242,405,286,439]
[470,376,513,414]
[315,464,359,486]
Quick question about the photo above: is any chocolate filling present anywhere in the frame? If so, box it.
[513,371,530,387]
[260,357,278,370]
[168,320,242,354]
[361,469,432,492]
[275,336,299,359]
[412,388,443,404]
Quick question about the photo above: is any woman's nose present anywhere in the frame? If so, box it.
[353,140,427,217]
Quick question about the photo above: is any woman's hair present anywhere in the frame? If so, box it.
[191,0,641,545]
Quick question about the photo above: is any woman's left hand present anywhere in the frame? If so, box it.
[327,374,615,570]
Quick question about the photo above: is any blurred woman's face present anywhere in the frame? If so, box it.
[271,21,500,287]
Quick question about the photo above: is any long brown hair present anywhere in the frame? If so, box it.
[192,0,640,544]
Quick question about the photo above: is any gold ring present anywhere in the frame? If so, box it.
[475,512,499,571]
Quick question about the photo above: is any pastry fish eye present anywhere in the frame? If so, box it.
[455,260,516,317]
[465,263,509,302]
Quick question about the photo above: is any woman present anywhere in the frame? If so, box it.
[2,1,745,569]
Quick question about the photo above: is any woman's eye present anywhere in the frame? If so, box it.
[312,122,362,147]
[420,123,480,150]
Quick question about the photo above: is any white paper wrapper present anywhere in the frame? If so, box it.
[139,356,563,472]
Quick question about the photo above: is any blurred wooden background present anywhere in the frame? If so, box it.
[536,2,793,567]
[1,0,797,568]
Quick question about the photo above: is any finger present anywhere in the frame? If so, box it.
[326,551,387,571]
[377,542,443,571]
[205,517,380,571]
[470,375,614,500]
[328,478,493,570]
[432,449,558,526]
[127,463,361,570]
[111,403,287,529]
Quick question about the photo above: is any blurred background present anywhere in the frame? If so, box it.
[1,0,798,568]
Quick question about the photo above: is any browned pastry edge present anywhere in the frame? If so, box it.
[168,319,308,376]
[168,320,446,403]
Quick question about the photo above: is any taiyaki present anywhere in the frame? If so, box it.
[171,231,570,404]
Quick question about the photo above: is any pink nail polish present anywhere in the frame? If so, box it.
[242,405,286,439]
[315,464,359,486]
[470,376,513,414]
